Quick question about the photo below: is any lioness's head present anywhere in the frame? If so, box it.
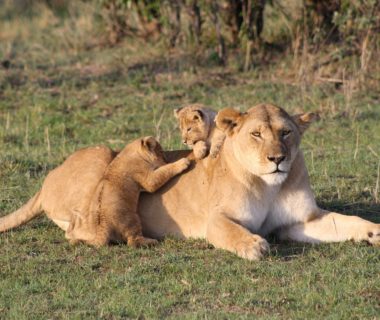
[216,104,319,185]
[139,136,167,166]
[174,104,217,146]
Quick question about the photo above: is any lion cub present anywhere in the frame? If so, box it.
[174,104,225,159]
[67,136,190,247]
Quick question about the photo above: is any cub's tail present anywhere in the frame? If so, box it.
[0,191,42,232]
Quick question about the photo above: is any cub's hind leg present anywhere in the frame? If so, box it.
[100,183,158,247]
[117,210,158,248]
[88,223,112,247]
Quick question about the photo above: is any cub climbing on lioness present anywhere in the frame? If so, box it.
[76,136,191,247]
[174,103,226,159]
[0,137,191,247]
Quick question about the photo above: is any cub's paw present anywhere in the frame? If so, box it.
[129,236,159,248]
[68,239,81,246]
[88,237,109,248]
[210,145,221,158]
[235,235,270,261]
[193,141,208,160]
[176,158,191,171]
[365,224,380,247]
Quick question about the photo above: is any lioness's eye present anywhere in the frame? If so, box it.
[187,127,192,132]
[251,132,261,138]
[282,130,291,137]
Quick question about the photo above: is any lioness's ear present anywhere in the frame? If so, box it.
[292,112,320,134]
[174,107,183,119]
[215,108,245,136]
[141,136,157,152]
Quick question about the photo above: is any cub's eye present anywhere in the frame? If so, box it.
[187,127,192,132]
[282,130,291,137]
[251,132,261,138]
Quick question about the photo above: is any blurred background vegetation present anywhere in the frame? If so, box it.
[0,0,379,88]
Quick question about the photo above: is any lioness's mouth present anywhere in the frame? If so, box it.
[270,169,287,174]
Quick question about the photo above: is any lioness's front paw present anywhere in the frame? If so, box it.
[193,141,208,160]
[365,224,380,247]
[235,235,270,261]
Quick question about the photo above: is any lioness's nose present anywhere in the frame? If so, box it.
[267,155,286,165]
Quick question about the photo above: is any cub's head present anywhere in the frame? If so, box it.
[216,104,319,185]
[139,136,167,167]
[174,104,216,146]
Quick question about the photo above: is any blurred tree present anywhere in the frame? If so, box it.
[304,0,341,43]
[186,0,202,45]
[240,0,265,70]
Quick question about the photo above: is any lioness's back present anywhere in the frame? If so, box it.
[139,153,212,239]
[40,146,117,224]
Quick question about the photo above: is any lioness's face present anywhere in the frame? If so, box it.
[216,104,318,185]
[233,107,301,185]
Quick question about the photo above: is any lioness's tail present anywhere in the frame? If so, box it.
[0,191,42,232]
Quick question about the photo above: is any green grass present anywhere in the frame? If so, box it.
[1,3,380,319]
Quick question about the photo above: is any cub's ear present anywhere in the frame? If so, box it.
[174,107,183,119]
[192,109,204,121]
[141,136,158,152]
[215,108,245,136]
[292,112,320,134]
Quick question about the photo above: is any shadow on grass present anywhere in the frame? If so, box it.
[356,110,380,121]
[125,53,244,87]
[318,200,380,223]
[269,241,313,261]
[126,53,218,76]
[37,68,125,90]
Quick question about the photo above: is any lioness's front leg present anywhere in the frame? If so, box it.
[207,214,269,260]
[279,210,380,246]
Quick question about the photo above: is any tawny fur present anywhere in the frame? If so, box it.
[1,105,379,259]
[0,145,116,234]
[71,136,190,247]
[174,104,226,159]
[0,137,190,247]
[139,104,380,260]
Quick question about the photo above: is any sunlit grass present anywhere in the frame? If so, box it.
[0,2,379,319]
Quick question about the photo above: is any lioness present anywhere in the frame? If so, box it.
[174,104,226,159]
[139,104,380,259]
[1,104,379,260]
[0,137,190,247]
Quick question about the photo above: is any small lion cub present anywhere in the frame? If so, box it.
[68,136,190,247]
[174,104,225,159]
